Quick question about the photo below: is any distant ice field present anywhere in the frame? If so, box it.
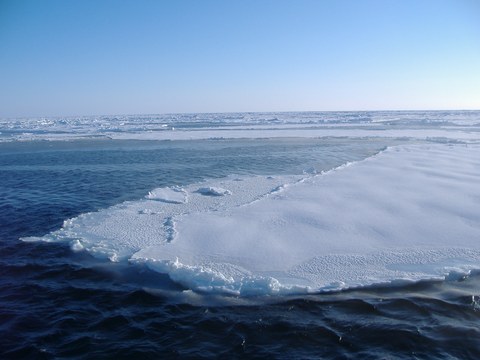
[12,112,480,296]
[2,110,480,142]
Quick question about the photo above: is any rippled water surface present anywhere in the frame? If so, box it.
[1,138,479,359]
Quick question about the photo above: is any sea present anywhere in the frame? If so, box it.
[1,111,480,359]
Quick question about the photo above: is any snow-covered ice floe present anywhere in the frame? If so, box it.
[24,144,480,296]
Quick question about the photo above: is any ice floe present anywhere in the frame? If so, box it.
[23,143,480,295]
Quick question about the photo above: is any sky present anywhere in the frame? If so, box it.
[0,0,479,117]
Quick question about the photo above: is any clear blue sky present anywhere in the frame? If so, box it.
[1,0,479,116]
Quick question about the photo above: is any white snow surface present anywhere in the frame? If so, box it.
[146,187,188,204]
[25,144,480,295]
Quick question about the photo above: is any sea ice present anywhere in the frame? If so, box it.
[133,144,480,294]
[3,111,480,143]
[146,187,188,204]
[25,143,480,296]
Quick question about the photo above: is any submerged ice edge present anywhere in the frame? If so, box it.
[130,255,480,297]
[132,257,313,296]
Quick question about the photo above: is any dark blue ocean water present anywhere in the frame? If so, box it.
[1,138,479,359]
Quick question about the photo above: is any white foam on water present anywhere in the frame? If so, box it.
[24,143,480,296]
